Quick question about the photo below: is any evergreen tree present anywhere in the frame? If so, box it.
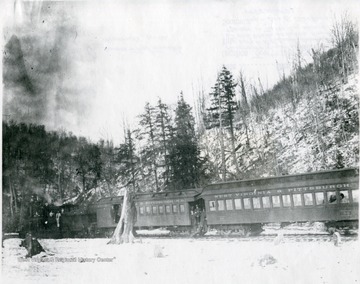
[115,129,139,191]
[208,66,238,127]
[154,99,174,188]
[207,66,240,180]
[137,102,159,191]
[169,94,205,189]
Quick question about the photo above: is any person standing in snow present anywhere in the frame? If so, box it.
[56,210,63,238]
[333,231,341,246]
[56,211,61,228]
[200,207,206,232]
[194,205,201,225]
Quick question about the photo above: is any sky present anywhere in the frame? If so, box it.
[1,0,359,144]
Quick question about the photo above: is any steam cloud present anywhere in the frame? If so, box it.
[3,1,96,135]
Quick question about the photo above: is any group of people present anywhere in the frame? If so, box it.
[41,203,63,231]
[328,193,346,203]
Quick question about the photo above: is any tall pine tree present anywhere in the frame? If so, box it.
[207,66,240,180]
[137,102,160,191]
[115,129,138,191]
[169,93,205,189]
[154,99,174,189]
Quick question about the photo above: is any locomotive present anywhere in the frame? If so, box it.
[33,168,359,237]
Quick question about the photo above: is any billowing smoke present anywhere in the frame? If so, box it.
[32,186,52,205]
[3,1,96,134]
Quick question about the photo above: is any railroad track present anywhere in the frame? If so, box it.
[137,233,358,242]
[214,234,358,242]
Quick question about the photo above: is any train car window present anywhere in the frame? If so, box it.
[272,196,281,208]
[315,192,326,205]
[253,197,261,209]
[339,190,349,203]
[159,205,164,214]
[217,200,225,211]
[225,199,233,210]
[165,205,171,214]
[293,194,302,206]
[172,204,178,213]
[304,193,314,206]
[146,206,151,214]
[243,198,251,209]
[234,199,242,210]
[209,201,216,211]
[139,207,145,215]
[326,192,336,204]
[262,196,271,208]
[351,189,359,203]
[152,206,158,214]
[282,195,291,207]
[180,204,185,213]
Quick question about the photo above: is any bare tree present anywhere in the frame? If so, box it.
[238,72,250,147]
[331,14,358,82]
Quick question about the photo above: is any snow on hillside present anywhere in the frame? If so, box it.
[2,237,359,284]
[200,74,359,180]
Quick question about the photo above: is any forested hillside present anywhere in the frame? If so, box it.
[2,18,358,232]
[2,95,207,231]
[198,17,358,181]
[200,74,358,181]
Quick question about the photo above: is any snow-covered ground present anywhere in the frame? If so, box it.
[2,236,359,284]
[136,222,337,236]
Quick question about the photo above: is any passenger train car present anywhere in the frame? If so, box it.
[135,190,201,229]
[201,167,358,234]
[94,168,358,236]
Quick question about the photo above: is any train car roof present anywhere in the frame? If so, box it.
[134,189,201,202]
[202,168,359,195]
[96,196,123,205]
[94,189,201,204]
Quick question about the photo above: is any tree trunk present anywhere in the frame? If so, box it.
[218,95,227,181]
[243,116,250,147]
[153,164,159,192]
[218,127,226,181]
[58,170,62,199]
[19,185,26,232]
[229,125,241,178]
[82,175,86,192]
[9,176,14,217]
[108,188,136,244]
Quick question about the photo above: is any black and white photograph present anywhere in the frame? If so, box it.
[1,0,359,283]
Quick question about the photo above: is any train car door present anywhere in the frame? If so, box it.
[111,204,122,223]
[188,198,207,233]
